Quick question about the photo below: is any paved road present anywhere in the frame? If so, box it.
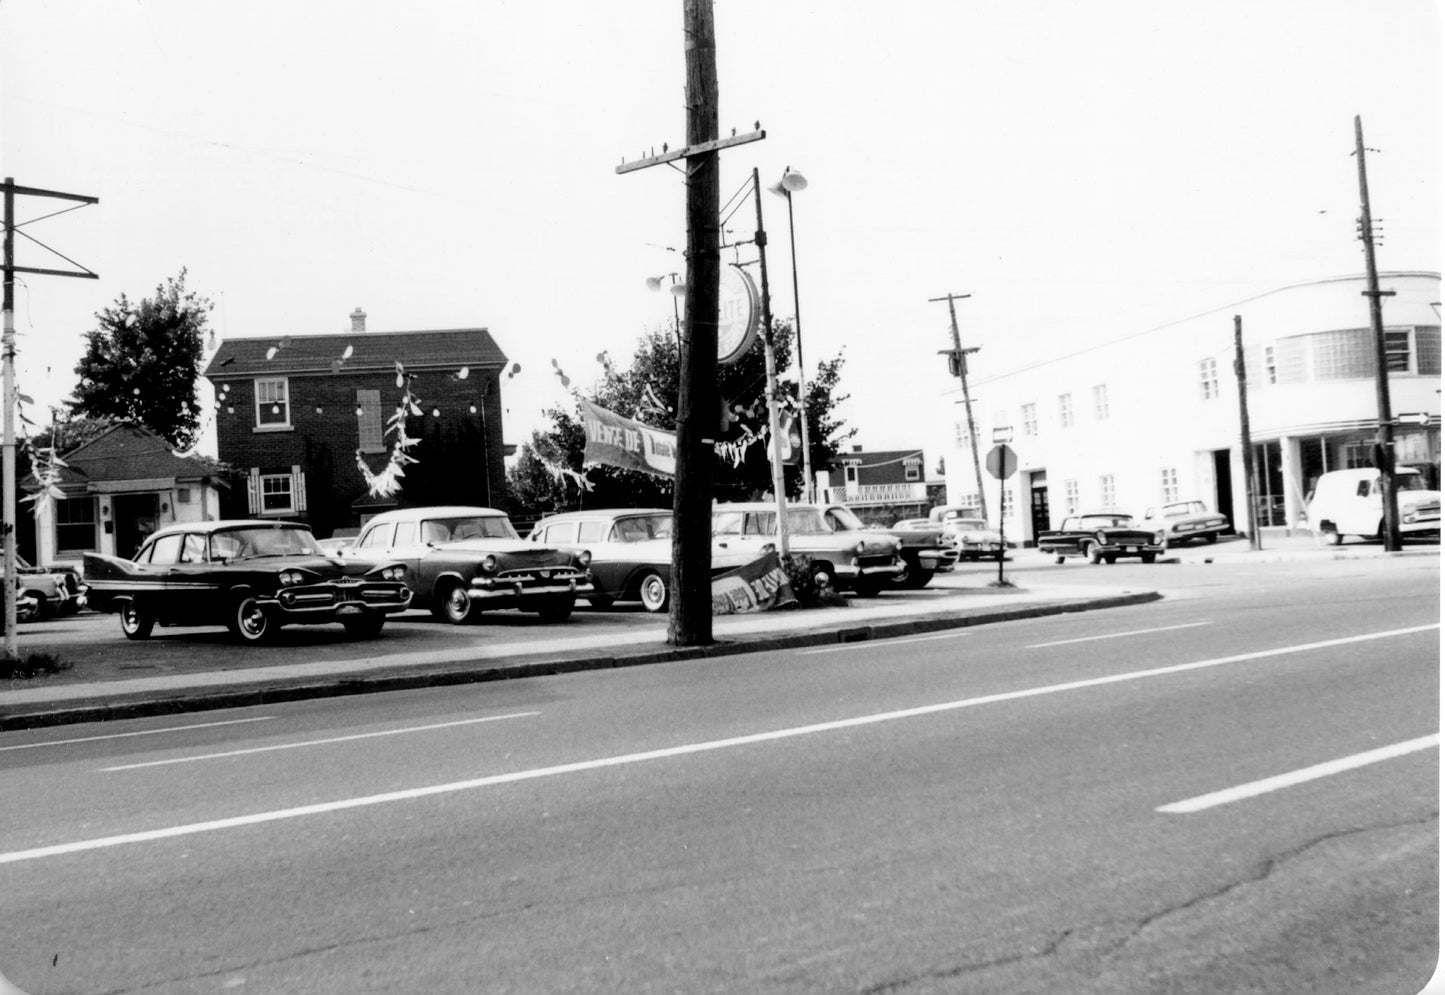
[0,556,1437,993]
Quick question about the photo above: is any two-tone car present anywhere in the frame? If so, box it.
[527,508,752,613]
[1142,500,1231,545]
[82,520,412,643]
[712,502,904,596]
[346,506,593,623]
[924,508,1007,562]
[814,505,956,589]
[1036,511,1166,564]
[2,550,85,620]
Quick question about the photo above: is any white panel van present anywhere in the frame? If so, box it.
[1306,467,1441,544]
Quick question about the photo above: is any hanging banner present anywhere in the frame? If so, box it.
[710,551,798,615]
[578,399,677,477]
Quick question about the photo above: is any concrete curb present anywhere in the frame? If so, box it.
[0,591,1162,731]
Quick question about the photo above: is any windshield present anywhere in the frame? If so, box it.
[421,515,520,543]
[825,507,867,531]
[950,519,989,531]
[1395,473,1430,492]
[1162,502,1205,516]
[210,526,324,560]
[612,514,672,542]
[1079,514,1134,529]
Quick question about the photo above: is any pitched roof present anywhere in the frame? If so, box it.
[202,328,507,379]
[52,423,225,489]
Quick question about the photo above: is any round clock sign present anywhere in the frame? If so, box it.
[717,264,760,364]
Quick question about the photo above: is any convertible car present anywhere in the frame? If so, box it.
[82,520,412,643]
[1037,511,1166,564]
[527,508,753,612]
[345,506,593,623]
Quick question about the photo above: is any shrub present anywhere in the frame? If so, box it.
[1,651,72,680]
[781,554,849,609]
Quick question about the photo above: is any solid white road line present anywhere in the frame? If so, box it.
[1025,620,1212,649]
[1157,734,1440,814]
[0,717,274,753]
[100,712,542,771]
[1,622,1435,865]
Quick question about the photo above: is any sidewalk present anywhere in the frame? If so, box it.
[1,531,1433,731]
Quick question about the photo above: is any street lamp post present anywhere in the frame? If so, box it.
[770,167,813,503]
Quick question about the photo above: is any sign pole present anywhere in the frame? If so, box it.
[997,467,1006,585]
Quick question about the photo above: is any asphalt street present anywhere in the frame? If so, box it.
[0,555,1438,994]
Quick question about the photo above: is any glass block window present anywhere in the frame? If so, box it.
[1416,327,1441,375]
[1099,474,1116,507]
[1161,467,1180,503]
[1264,345,1277,384]
[255,378,290,427]
[1021,402,1038,436]
[1058,393,1073,428]
[1092,384,1109,420]
[1199,358,1219,400]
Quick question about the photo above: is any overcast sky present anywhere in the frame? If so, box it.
[1,1,1439,468]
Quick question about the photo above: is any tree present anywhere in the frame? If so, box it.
[69,269,212,450]
[506,319,855,517]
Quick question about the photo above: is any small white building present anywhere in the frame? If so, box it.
[30,422,229,564]
[945,272,1441,545]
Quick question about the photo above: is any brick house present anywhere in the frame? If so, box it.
[202,309,509,539]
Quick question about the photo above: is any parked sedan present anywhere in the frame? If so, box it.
[712,502,904,596]
[346,506,593,623]
[1142,500,1231,545]
[82,520,412,643]
[527,509,752,613]
[2,551,85,619]
[1037,511,1166,564]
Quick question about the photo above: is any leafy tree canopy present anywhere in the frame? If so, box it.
[69,268,212,450]
[507,320,855,520]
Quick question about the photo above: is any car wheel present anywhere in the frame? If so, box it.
[536,595,574,622]
[811,563,837,590]
[1204,533,1218,544]
[1104,554,1118,564]
[119,600,155,640]
[588,594,616,609]
[342,614,386,639]
[895,566,934,590]
[1141,552,1157,564]
[437,582,474,625]
[27,593,52,621]
[227,595,274,644]
[1315,527,1343,547]
[637,571,669,613]
[1085,542,1103,565]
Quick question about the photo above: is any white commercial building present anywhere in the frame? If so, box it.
[946,272,1441,545]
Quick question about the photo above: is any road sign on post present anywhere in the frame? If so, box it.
[985,443,1016,479]
[984,444,1016,585]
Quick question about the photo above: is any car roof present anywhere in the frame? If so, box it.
[713,502,824,512]
[147,519,314,538]
[534,508,670,523]
[365,506,508,523]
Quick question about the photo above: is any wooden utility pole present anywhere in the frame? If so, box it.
[2,178,98,661]
[931,292,987,522]
[1354,114,1401,551]
[1233,315,1261,550]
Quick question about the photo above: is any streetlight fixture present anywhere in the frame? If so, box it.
[769,166,814,503]
[646,272,686,340]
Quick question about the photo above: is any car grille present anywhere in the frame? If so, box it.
[857,554,896,569]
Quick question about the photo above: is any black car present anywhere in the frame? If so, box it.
[1036,511,1166,564]
[83,520,412,643]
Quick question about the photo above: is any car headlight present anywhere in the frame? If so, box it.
[1095,530,1108,545]
[760,542,777,554]
[576,550,592,568]
[480,555,499,574]
[381,565,406,582]
[1154,531,1166,544]
[855,541,867,556]
[278,570,305,586]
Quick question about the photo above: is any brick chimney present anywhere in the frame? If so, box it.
[350,307,367,333]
